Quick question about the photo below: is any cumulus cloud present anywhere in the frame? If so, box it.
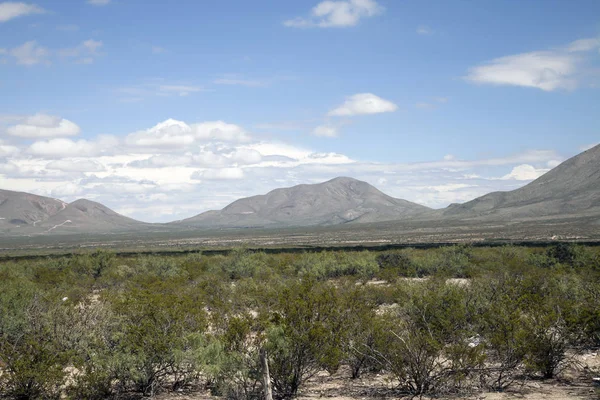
[328,93,397,116]
[466,37,600,91]
[129,155,193,168]
[125,119,251,150]
[126,119,195,149]
[312,125,338,137]
[0,142,20,156]
[51,182,84,197]
[10,40,49,65]
[229,148,262,165]
[27,136,118,158]
[501,164,549,181]
[0,2,44,23]
[284,0,382,28]
[192,167,245,181]
[0,114,576,222]
[192,121,251,142]
[46,159,105,172]
[6,114,80,138]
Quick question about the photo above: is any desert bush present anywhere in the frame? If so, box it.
[376,251,416,277]
[0,280,71,400]
[221,248,267,280]
[109,278,208,396]
[207,314,265,400]
[377,279,484,396]
[473,275,529,390]
[266,278,347,399]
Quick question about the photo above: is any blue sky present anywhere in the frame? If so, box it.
[0,0,599,222]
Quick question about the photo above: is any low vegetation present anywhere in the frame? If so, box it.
[1,244,599,399]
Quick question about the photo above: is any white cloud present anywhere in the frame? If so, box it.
[0,113,576,222]
[466,37,600,91]
[192,121,251,142]
[126,119,195,149]
[151,46,166,54]
[6,114,80,138]
[284,0,382,28]
[51,182,84,197]
[87,0,110,5]
[566,38,600,52]
[192,167,245,181]
[7,39,102,66]
[328,93,398,116]
[416,25,433,35]
[10,40,49,65]
[427,183,475,192]
[58,39,103,64]
[501,164,549,181]
[229,148,262,165]
[0,2,44,23]
[46,159,105,172]
[130,155,193,168]
[125,119,251,150]
[312,125,338,137]
[0,144,19,156]
[27,136,117,158]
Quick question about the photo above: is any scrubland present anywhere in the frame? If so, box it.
[1,244,600,399]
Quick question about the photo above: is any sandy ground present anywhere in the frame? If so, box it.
[155,352,600,400]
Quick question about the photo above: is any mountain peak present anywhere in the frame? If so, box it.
[443,144,600,219]
[179,177,431,228]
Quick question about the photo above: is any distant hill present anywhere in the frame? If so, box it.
[175,177,432,228]
[36,199,148,233]
[442,144,600,220]
[0,191,148,235]
[0,189,67,233]
[1,144,600,237]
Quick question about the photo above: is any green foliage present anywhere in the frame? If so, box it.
[266,278,348,399]
[377,279,485,395]
[0,244,599,399]
[0,281,71,400]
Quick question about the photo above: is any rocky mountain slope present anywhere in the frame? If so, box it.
[442,144,600,220]
[0,191,147,235]
[1,144,599,236]
[176,177,432,228]
[0,189,68,234]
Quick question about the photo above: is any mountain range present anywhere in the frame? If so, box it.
[1,144,599,237]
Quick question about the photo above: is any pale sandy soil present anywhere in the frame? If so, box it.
[154,352,600,400]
